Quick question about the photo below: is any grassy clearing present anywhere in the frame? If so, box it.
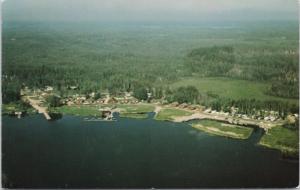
[2,102,35,115]
[52,105,101,116]
[116,104,155,113]
[170,77,298,103]
[50,104,155,118]
[117,104,154,119]
[191,119,253,139]
[119,112,149,119]
[2,103,23,114]
[155,108,193,121]
[259,126,299,156]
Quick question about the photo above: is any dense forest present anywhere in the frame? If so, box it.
[2,21,299,115]
[185,45,298,98]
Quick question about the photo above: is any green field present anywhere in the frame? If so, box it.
[171,77,298,103]
[155,108,193,121]
[191,119,253,139]
[119,112,149,119]
[117,104,154,119]
[50,104,155,118]
[2,103,23,114]
[2,102,35,115]
[117,104,155,113]
[259,126,299,156]
[51,105,101,116]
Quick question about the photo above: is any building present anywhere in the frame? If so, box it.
[45,86,54,92]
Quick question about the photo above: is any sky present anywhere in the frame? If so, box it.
[2,0,299,22]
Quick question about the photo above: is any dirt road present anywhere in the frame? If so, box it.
[26,96,51,120]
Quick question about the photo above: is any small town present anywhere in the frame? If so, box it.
[5,85,296,134]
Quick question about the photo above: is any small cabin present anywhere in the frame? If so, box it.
[107,97,118,104]
[171,102,179,107]
[45,86,53,92]
[89,92,95,98]
[69,86,78,90]
[179,103,188,108]
[125,92,132,99]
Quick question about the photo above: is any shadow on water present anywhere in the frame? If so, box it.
[113,112,120,119]
[147,112,156,119]
[246,125,265,144]
[49,113,63,121]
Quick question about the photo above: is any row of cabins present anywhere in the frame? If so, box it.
[25,85,154,106]
[25,85,143,106]
[170,102,205,112]
[203,107,289,122]
[62,92,140,106]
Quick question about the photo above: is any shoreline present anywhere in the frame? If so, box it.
[2,102,298,156]
[1,101,288,130]
[191,122,253,140]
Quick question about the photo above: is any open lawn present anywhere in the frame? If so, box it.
[191,119,253,139]
[155,108,193,121]
[117,104,155,113]
[2,102,35,114]
[259,126,299,156]
[52,105,101,116]
[51,104,155,117]
[170,77,298,103]
[119,112,149,119]
[2,103,23,114]
[117,104,154,119]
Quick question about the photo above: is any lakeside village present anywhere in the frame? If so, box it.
[5,85,299,155]
[7,85,298,128]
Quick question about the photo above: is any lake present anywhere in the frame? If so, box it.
[2,113,299,188]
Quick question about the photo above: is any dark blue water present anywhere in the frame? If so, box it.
[2,114,299,188]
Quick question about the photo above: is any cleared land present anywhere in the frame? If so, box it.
[52,104,155,118]
[117,104,155,119]
[119,112,148,119]
[2,102,34,114]
[259,126,299,156]
[2,103,24,114]
[116,104,155,113]
[171,77,298,103]
[52,105,101,116]
[191,119,253,139]
[155,108,193,121]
